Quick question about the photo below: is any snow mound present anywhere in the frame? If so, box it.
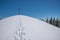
[0,15,60,40]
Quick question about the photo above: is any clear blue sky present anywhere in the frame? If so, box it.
[0,0,60,19]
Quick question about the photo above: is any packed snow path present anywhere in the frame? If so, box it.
[0,15,60,40]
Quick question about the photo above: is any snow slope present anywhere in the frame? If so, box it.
[0,15,60,40]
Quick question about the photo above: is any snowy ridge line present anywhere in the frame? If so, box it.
[0,15,60,40]
[0,15,60,30]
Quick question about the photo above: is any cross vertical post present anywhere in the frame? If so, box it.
[18,8,20,15]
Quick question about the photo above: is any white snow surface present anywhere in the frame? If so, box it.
[0,15,60,40]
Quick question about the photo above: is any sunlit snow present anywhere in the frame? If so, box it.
[0,15,60,40]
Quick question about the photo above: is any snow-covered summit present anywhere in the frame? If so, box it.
[0,15,60,40]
